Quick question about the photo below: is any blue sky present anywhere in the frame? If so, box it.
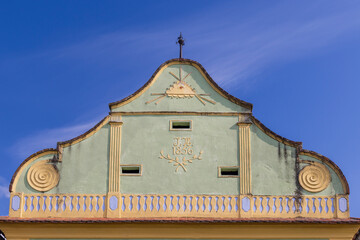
[1,0,360,216]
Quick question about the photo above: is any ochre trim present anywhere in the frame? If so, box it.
[111,111,248,116]
[300,150,350,194]
[0,221,359,239]
[250,116,302,147]
[108,121,123,192]
[109,58,253,111]
[9,149,58,193]
[238,123,251,194]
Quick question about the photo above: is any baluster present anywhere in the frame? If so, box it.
[85,196,91,213]
[44,196,51,213]
[262,197,268,214]
[191,196,197,213]
[320,197,325,215]
[165,195,171,213]
[38,196,44,213]
[123,195,130,213]
[314,197,320,214]
[139,195,146,212]
[326,198,333,216]
[26,196,32,212]
[185,196,191,213]
[158,196,165,213]
[229,196,236,213]
[254,197,260,213]
[50,196,56,213]
[179,196,185,213]
[78,195,85,212]
[274,197,280,215]
[222,196,229,213]
[197,196,204,212]
[203,196,210,213]
[97,195,103,212]
[268,197,275,215]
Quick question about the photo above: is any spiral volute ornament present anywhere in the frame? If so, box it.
[27,160,59,192]
[299,161,330,193]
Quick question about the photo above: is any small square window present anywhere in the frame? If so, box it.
[218,166,240,178]
[170,120,192,131]
[120,165,142,176]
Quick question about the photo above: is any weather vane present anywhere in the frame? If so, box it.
[176,33,185,59]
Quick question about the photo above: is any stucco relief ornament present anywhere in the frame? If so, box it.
[146,67,216,105]
[27,160,59,192]
[298,161,331,193]
[159,137,203,172]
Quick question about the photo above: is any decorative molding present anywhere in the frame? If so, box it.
[108,117,123,193]
[169,120,192,131]
[26,160,59,192]
[146,67,216,105]
[238,122,251,194]
[9,193,350,219]
[159,137,203,172]
[1,221,359,240]
[108,59,253,110]
[299,160,331,193]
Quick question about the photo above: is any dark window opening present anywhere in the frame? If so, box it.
[121,166,140,174]
[220,167,239,176]
[172,121,191,129]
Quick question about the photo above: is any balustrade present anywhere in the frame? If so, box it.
[9,193,349,219]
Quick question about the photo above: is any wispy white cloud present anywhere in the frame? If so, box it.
[3,1,360,91]
[189,1,360,88]
[0,185,9,199]
[10,121,97,160]
[0,176,9,199]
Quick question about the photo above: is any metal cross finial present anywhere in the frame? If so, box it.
[176,33,185,59]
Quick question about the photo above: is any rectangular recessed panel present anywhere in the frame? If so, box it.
[220,167,239,176]
[171,121,191,130]
[121,166,141,175]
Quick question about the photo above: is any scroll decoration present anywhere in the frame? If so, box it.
[27,160,59,192]
[298,161,330,193]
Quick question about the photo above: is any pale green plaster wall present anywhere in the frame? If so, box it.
[299,154,345,195]
[120,115,240,195]
[112,64,250,113]
[16,117,346,196]
[251,125,297,195]
[16,125,110,194]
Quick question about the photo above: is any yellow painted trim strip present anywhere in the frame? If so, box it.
[238,123,251,194]
[1,222,358,239]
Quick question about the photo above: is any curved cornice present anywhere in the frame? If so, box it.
[57,116,109,148]
[109,58,253,111]
[250,115,302,147]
